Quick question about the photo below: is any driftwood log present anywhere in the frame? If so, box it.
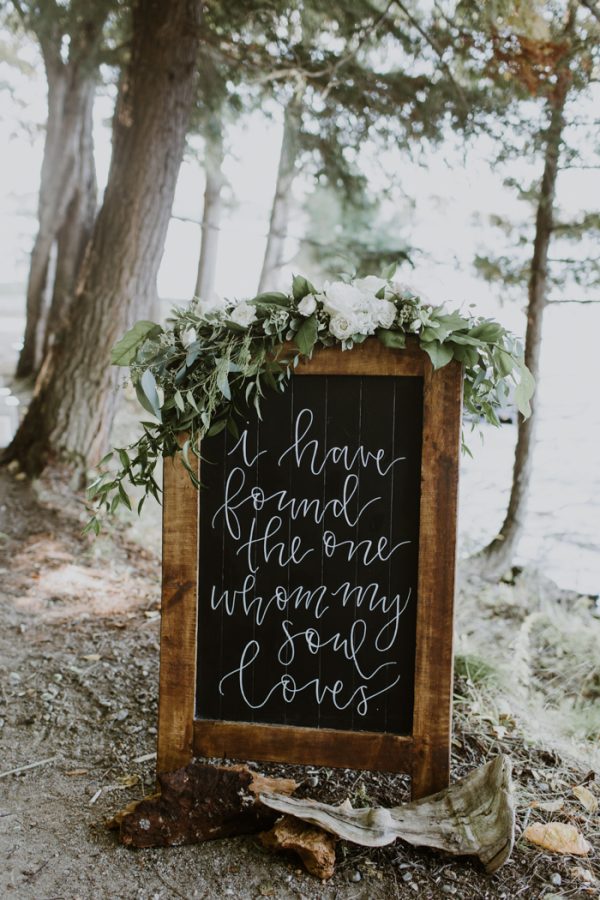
[107,762,297,848]
[260,755,515,874]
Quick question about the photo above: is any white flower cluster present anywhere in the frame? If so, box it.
[317,276,397,341]
[229,301,257,328]
[188,275,420,347]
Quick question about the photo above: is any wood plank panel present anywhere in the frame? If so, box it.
[193,720,414,773]
[290,338,425,377]
[157,444,199,773]
[411,358,462,798]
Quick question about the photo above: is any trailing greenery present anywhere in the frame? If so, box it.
[85,271,534,534]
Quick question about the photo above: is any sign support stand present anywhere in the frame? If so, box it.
[157,339,462,799]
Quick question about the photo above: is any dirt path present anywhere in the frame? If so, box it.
[0,471,598,899]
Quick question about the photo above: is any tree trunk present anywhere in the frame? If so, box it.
[257,101,301,293]
[4,0,202,477]
[42,80,97,359]
[474,70,572,578]
[194,127,225,301]
[16,61,100,378]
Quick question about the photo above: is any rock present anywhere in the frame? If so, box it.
[260,815,337,880]
[550,873,562,886]
[350,871,362,882]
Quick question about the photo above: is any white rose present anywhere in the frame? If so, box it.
[392,281,416,298]
[197,296,223,317]
[229,301,257,328]
[375,300,397,329]
[322,280,364,315]
[297,294,317,316]
[353,310,377,336]
[329,314,358,341]
[354,275,388,295]
[180,327,197,348]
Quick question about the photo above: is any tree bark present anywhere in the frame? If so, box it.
[107,762,297,848]
[5,0,202,477]
[15,11,108,381]
[42,79,97,359]
[257,100,301,293]
[194,127,225,301]
[474,69,572,578]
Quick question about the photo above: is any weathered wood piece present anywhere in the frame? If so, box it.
[260,755,515,874]
[260,815,337,880]
[107,762,297,848]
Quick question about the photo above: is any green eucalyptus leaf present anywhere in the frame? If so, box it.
[216,358,231,400]
[495,348,515,377]
[186,346,201,368]
[469,321,504,343]
[118,482,132,510]
[422,340,454,369]
[445,332,482,347]
[251,292,289,308]
[174,390,185,412]
[207,419,227,437]
[432,310,470,331]
[135,369,162,421]
[419,326,440,342]
[294,314,318,356]
[376,328,406,349]
[292,275,315,301]
[186,390,199,413]
[451,343,479,367]
[515,362,535,418]
[111,321,162,366]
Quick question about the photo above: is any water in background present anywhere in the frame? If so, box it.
[0,291,598,595]
[459,302,600,595]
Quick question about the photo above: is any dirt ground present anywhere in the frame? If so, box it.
[1,469,598,900]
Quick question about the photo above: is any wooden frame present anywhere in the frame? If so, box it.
[157,338,462,799]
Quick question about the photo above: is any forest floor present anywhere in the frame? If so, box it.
[0,466,599,900]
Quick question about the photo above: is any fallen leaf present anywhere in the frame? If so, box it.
[65,769,89,777]
[524,822,591,856]
[116,774,140,788]
[573,785,598,814]
[144,610,160,619]
[82,654,101,662]
[570,866,595,884]
[492,724,507,739]
[530,798,565,813]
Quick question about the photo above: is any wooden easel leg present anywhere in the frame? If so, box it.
[410,742,450,800]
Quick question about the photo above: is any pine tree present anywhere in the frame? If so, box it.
[8,0,125,378]
[454,0,600,576]
[3,0,201,476]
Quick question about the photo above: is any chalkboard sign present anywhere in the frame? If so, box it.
[157,339,462,799]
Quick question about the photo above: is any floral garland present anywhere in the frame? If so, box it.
[85,273,534,533]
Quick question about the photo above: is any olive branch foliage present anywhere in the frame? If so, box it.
[84,272,534,534]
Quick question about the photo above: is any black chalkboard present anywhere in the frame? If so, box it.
[196,374,423,736]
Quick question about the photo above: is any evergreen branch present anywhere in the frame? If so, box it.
[391,0,468,113]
